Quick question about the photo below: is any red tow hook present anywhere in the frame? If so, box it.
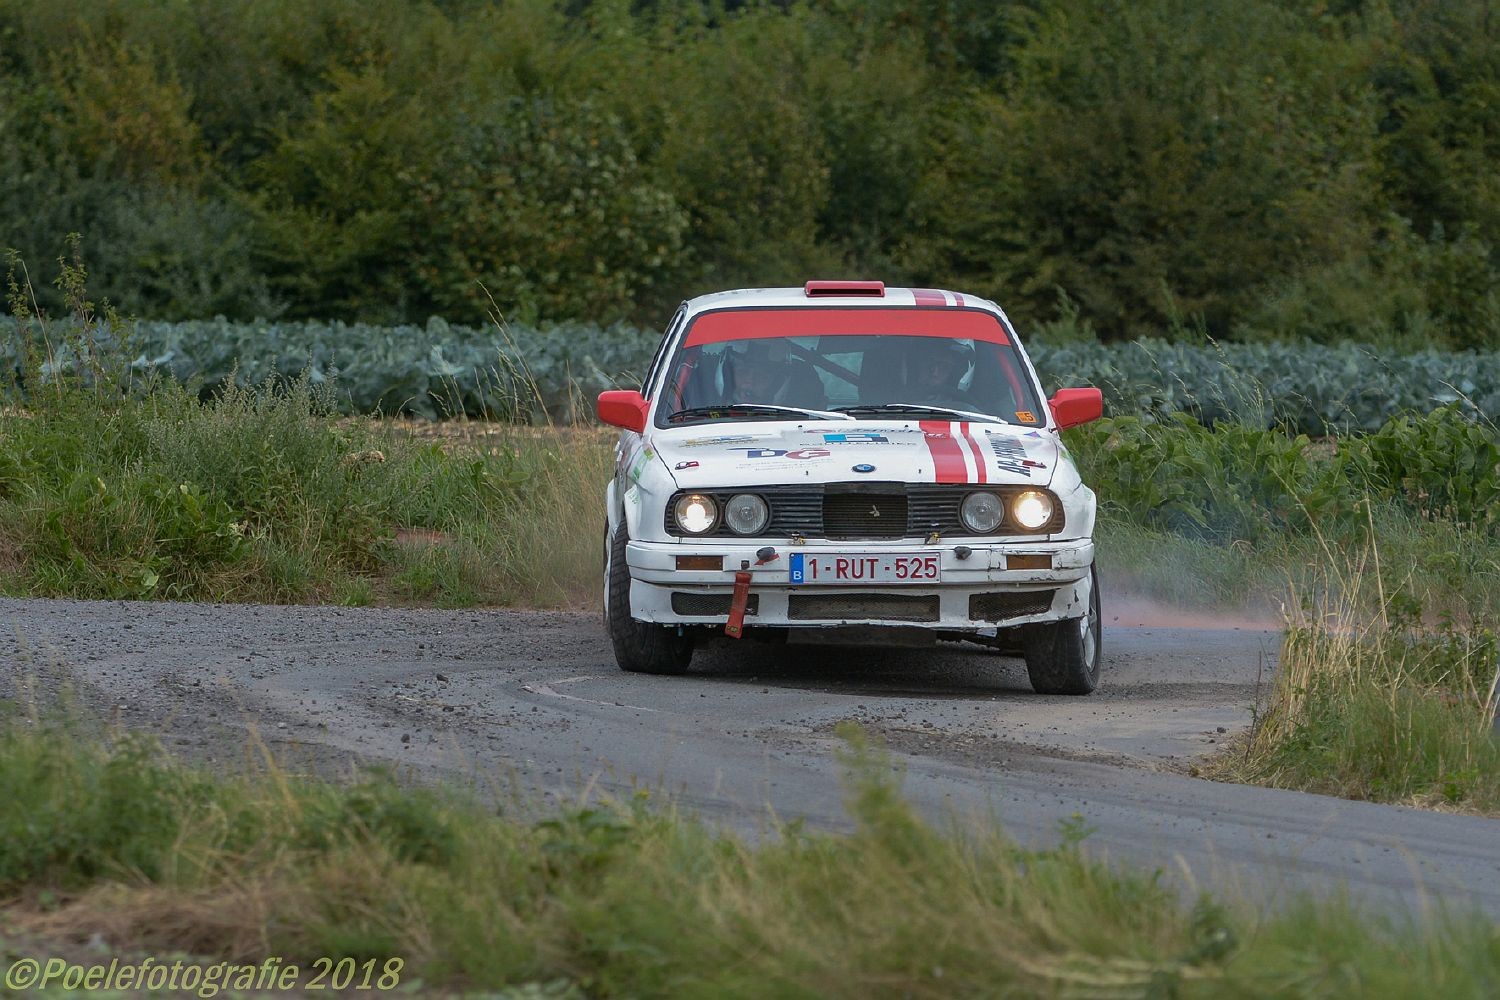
[726,547,778,639]
[726,571,752,638]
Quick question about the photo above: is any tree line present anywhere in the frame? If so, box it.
[1,0,1496,347]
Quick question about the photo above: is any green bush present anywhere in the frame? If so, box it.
[1066,414,1347,544]
[954,0,1379,339]
[3,0,1499,342]
[1070,406,1500,545]
[0,727,197,887]
[1341,404,1500,529]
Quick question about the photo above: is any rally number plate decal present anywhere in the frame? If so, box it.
[788,552,941,585]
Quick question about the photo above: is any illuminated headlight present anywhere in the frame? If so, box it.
[674,493,718,534]
[724,494,770,536]
[960,491,1005,533]
[1012,490,1055,531]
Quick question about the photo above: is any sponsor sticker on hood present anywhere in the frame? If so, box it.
[652,421,1060,486]
[682,434,771,447]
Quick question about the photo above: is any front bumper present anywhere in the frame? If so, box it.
[625,538,1094,630]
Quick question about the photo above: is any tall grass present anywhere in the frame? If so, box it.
[376,422,613,608]
[1204,534,1500,814]
[0,375,612,608]
[1,716,1497,998]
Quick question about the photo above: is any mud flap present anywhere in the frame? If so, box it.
[726,571,753,639]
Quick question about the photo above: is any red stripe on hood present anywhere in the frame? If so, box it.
[960,422,987,483]
[920,420,967,483]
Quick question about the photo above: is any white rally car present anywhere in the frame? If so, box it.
[598,282,1104,694]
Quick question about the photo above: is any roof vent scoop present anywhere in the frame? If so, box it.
[804,280,885,298]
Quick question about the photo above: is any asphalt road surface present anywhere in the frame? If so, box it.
[3,596,1498,918]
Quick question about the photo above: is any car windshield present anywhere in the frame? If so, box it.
[656,308,1046,428]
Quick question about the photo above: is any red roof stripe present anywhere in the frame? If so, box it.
[683,308,1010,347]
[910,288,947,308]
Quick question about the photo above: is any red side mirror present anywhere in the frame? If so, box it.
[597,390,649,432]
[1048,387,1103,430]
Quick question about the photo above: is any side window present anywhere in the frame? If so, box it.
[662,342,727,412]
[642,306,686,400]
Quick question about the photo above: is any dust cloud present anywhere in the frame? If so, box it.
[1104,592,1284,631]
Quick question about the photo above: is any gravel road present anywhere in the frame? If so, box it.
[4,596,1498,918]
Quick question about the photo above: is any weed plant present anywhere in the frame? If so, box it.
[1,716,1497,998]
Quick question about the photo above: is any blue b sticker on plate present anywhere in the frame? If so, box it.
[789,552,806,583]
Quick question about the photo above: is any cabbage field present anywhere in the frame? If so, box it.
[3,315,1495,433]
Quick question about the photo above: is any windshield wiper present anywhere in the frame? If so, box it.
[666,403,854,423]
[832,402,1009,423]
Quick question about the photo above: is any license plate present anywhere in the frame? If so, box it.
[788,552,941,585]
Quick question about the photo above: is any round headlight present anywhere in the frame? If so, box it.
[674,493,718,534]
[960,491,1005,533]
[1012,490,1055,530]
[724,493,770,536]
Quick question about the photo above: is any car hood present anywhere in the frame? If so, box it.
[650,420,1061,489]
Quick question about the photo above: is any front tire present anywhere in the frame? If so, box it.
[606,521,693,675]
[1024,564,1101,695]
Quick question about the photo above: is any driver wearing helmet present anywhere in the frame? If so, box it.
[719,339,826,409]
[905,337,975,409]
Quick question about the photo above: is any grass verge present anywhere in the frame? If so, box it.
[0,378,611,609]
[1,716,1497,998]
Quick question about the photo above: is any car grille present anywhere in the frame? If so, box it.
[767,491,823,535]
[969,590,1057,622]
[788,592,940,622]
[822,490,908,539]
[664,484,1064,538]
[671,592,760,617]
